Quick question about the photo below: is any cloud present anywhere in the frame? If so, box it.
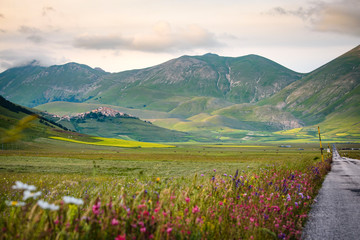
[73,22,222,52]
[0,49,58,72]
[269,6,315,20]
[74,34,132,50]
[268,0,360,36]
[42,6,55,16]
[18,25,45,43]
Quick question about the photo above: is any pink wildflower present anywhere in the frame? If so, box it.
[192,205,199,214]
[250,217,255,222]
[111,218,119,226]
[185,197,190,203]
[219,201,223,206]
[115,234,126,240]
[167,227,173,234]
[140,227,146,233]
[92,201,101,215]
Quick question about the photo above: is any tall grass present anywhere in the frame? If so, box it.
[0,156,331,239]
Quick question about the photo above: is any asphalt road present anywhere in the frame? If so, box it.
[302,146,360,240]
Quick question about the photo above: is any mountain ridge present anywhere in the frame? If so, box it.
[1,45,359,142]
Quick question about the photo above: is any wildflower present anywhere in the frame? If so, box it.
[201,174,204,177]
[224,173,227,177]
[295,202,299,207]
[92,201,101,215]
[286,194,291,201]
[62,196,84,205]
[213,169,216,172]
[37,200,59,211]
[250,217,255,222]
[115,234,126,240]
[185,197,190,203]
[219,201,223,206]
[23,190,42,200]
[156,177,160,182]
[5,200,26,207]
[140,227,146,233]
[12,181,36,191]
[167,227,173,234]
[111,218,119,226]
[192,205,200,214]
[299,193,304,199]
[278,233,286,239]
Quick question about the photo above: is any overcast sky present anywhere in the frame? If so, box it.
[0,0,359,73]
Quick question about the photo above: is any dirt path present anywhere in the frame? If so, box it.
[302,146,360,239]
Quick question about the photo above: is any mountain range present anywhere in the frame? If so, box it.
[1,45,359,142]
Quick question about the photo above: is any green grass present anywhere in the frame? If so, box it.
[0,142,323,176]
[0,141,331,239]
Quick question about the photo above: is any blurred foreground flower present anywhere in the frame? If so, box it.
[12,181,36,191]
[23,190,42,200]
[37,200,59,211]
[5,200,26,207]
[62,196,84,205]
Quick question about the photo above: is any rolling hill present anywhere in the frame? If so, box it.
[0,96,181,147]
[44,106,191,142]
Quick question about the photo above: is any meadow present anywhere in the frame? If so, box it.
[0,141,333,239]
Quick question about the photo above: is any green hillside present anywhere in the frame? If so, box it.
[0,95,91,145]
[0,63,108,107]
[259,45,360,124]
[50,110,191,142]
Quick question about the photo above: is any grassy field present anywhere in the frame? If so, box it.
[0,140,335,239]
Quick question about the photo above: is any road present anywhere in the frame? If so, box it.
[302,146,360,240]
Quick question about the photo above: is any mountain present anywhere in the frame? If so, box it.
[258,45,360,141]
[259,45,360,125]
[1,46,359,142]
[0,63,109,107]
[86,53,304,111]
[0,54,303,111]
[45,106,191,142]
